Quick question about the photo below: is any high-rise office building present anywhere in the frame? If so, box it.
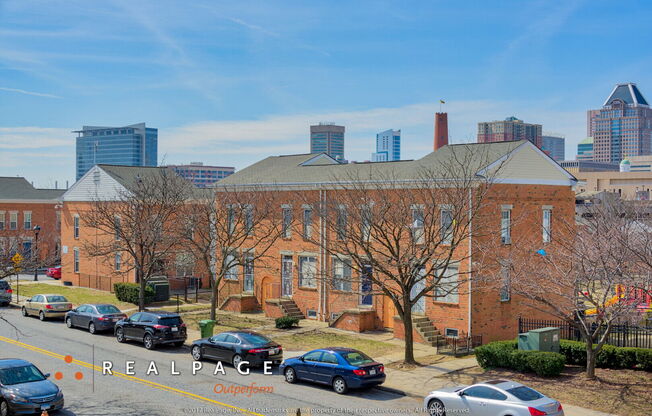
[541,134,565,161]
[576,137,594,161]
[74,123,157,180]
[477,116,542,148]
[310,123,345,161]
[372,129,401,162]
[587,83,652,164]
[168,163,235,187]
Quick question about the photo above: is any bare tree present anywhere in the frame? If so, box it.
[83,168,190,311]
[300,148,501,364]
[503,199,652,378]
[177,185,284,321]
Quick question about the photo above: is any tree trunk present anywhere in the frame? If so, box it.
[402,298,416,364]
[210,275,218,321]
[586,344,596,379]
[137,268,145,312]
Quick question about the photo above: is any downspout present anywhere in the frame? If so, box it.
[318,188,323,320]
[321,187,328,321]
[467,187,473,336]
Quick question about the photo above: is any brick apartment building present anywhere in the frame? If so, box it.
[0,177,65,264]
[60,141,576,343]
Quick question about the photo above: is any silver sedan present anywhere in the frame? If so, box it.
[424,379,564,416]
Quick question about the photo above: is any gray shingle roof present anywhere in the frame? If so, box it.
[0,177,66,200]
[219,141,526,186]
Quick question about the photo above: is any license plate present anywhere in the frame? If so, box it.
[112,318,119,322]
[171,327,178,332]
[369,369,377,375]
[57,305,66,310]
[41,405,51,411]
[270,348,278,354]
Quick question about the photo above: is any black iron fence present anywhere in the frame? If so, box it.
[436,334,483,356]
[518,317,652,349]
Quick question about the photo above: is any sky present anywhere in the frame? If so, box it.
[1,0,652,187]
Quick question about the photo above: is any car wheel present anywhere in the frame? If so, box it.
[284,367,297,383]
[332,376,348,394]
[116,327,126,343]
[21,306,28,317]
[143,334,155,350]
[0,399,9,416]
[428,399,446,416]
[191,346,203,361]
[39,311,46,321]
[232,354,243,369]
[66,317,73,328]
[89,322,96,334]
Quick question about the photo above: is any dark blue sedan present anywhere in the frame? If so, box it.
[65,304,127,334]
[280,347,385,394]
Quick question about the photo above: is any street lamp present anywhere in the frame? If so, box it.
[33,225,41,281]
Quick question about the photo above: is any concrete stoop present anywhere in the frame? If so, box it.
[412,315,442,347]
[279,299,305,320]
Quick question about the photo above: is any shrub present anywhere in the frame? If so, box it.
[595,344,618,368]
[636,349,652,371]
[559,340,587,366]
[475,341,516,369]
[614,347,639,369]
[275,316,299,329]
[114,282,154,305]
[526,352,566,377]
[510,350,532,372]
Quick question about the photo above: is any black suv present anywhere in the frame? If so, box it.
[0,281,11,306]
[115,311,187,350]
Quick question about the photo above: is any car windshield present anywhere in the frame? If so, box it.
[96,305,121,314]
[0,365,46,385]
[0,281,9,289]
[158,317,182,326]
[46,296,67,303]
[239,333,271,345]
[341,351,374,366]
[507,386,544,401]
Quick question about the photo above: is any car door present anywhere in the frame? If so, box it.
[312,351,339,384]
[221,334,241,363]
[25,296,36,315]
[135,313,154,340]
[204,334,227,360]
[296,351,322,381]
[32,295,44,315]
[81,305,96,327]
[124,312,142,338]
[459,386,504,416]
[73,305,87,326]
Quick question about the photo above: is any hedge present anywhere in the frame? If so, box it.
[275,316,299,329]
[559,339,651,371]
[114,282,155,305]
[475,341,565,377]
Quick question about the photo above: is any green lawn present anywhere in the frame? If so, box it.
[181,311,270,333]
[12,283,134,310]
[270,330,402,357]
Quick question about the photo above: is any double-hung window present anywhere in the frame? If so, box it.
[299,256,317,288]
[542,207,552,243]
[225,252,239,280]
[244,205,254,235]
[411,205,424,244]
[501,205,512,244]
[73,248,80,273]
[500,264,511,302]
[282,205,292,238]
[332,257,352,291]
[336,206,347,240]
[441,208,453,245]
[115,252,122,271]
[360,205,372,242]
[73,215,80,239]
[434,264,459,303]
[302,206,312,239]
[9,212,17,230]
[23,211,32,230]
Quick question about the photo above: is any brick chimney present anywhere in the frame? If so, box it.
[434,112,448,151]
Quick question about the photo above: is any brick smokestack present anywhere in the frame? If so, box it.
[434,112,448,151]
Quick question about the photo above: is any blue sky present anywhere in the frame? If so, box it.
[1,0,652,187]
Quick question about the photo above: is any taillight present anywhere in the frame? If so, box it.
[98,317,109,321]
[378,365,384,373]
[352,369,366,376]
[558,403,563,412]
[528,407,547,416]
[153,325,169,330]
[180,323,186,328]
[6,289,12,294]
[248,348,266,353]
[67,304,72,309]
[45,305,53,309]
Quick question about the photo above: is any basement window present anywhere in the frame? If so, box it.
[445,328,459,338]
[306,309,317,319]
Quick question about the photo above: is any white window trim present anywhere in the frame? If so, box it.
[23,211,32,230]
[73,247,80,273]
[298,256,317,288]
[542,207,552,243]
[500,207,511,245]
[74,214,80,239]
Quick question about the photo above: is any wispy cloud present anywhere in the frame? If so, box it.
[0,86,61,98]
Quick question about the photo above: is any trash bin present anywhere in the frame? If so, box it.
[199,319,215,338]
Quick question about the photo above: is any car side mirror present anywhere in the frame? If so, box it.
[299,356,305,361]
[209,338,215,344]
[458,391,465,396]
[44,373,51,379]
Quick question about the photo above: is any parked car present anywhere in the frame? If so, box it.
[424,380,564,416]
[115,311,186,350]
[45,266,62,280]
[21,294,72,321]
[65,304,127,334]
[0,358,64,415]
[280,347,385,394]
[0,281,12,306]
[191,330,283,368]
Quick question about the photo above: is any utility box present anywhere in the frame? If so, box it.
[518,327,560,352]
[147,276,170,302]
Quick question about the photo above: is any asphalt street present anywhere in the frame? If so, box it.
[0,307,422,416]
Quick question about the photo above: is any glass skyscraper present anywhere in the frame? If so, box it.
[372,129,401,162]
[541,134,565,161]
[310,123,345,161]
[74,123,158,180]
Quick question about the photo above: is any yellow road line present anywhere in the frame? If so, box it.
[0,335,266,416]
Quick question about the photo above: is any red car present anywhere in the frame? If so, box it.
[46,266,62,279]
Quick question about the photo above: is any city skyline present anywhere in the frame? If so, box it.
[2,1,652,186]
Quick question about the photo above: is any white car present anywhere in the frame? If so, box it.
[424,379,564,416]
